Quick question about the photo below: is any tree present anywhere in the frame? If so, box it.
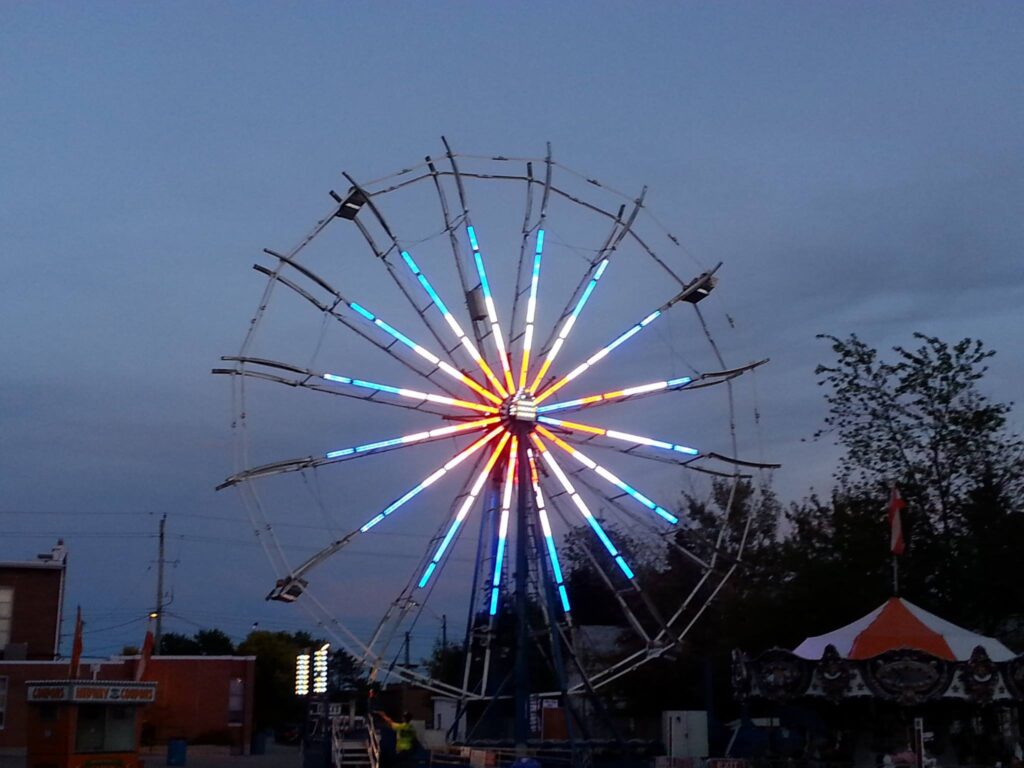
[330,647,369,692]
[237,630,321,731]
[425,641,464,688]
[669,479,789,681]
[159,632,201,655]
[777,491,897,645]
[195,628,235,655]
[562,519,664,627]
[814,333,1024,639]
[554,478,786,723]
[156,628,235,656]
[815,333,1022,536]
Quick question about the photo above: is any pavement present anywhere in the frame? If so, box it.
[0,743,302,768]
[144,743,303,768]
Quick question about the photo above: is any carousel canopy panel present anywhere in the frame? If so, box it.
[793,597,1015,662]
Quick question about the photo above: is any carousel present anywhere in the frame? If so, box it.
[732,597,1024,765]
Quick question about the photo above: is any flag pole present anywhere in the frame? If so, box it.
[69,606,83,678]
[892,552,899,596]
[887,485,906,597]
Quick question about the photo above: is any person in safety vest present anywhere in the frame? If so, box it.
[375,711,416,766]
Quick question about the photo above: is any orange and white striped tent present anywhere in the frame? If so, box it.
[793,597,1014,662]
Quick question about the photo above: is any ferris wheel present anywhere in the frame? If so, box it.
[216,140,775,725]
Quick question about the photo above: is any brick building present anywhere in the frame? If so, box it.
[129,655,255,747]
[0,542,68,661]
[0,544,255,755]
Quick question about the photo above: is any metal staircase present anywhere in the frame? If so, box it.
[330,717,375,768]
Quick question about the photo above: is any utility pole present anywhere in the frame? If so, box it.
[154,514,166,654]
[441,614,447,648]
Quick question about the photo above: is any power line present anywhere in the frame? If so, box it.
[0,509,443,537]
[0,531,155,539]
[0,510,164,517]
[82,617,147,636]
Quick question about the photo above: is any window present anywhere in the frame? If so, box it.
[0,676,8,730]
[0,587,13,648]
[105,707,136,752]
[228,678,244,725]
[75,705,137,753]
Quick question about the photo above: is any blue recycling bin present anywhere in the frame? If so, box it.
[167,738,187,766]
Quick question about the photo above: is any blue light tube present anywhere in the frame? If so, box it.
[533,438,635,580]
[418,433,512,589]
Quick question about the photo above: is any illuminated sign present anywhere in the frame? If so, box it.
[28,685,70,701]
[26,681,157,704]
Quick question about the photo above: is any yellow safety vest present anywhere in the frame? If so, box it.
[394,722,414,753]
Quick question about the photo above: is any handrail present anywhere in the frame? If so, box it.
[330,714,377,768]
[330,718,344,768]
[366,712,382,768]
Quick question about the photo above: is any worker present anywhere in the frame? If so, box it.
[374,711,417,767]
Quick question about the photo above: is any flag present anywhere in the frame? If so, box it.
[69,606,84,678]
[135,621,155,681]
[888,485,906,556]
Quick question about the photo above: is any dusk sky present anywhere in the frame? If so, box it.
[2,2,1022,661]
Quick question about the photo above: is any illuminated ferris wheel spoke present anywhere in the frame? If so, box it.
[527,451,570,613]
[418,431,512,589]
[535,267,722,406]
[541,487,652,643]
[217,417,499,490]
[534,306,664,405]
[488,436,519,615]
[365,458,490,681]
[346,299,502,406]
[358,426,504,533]
[509,147,552,385]
[529,434,636,580]
[214,356,494,417]
[399,249,509,398]
[537,416,699,458]
[528,196,643,394]
[536,376,695,414]
[550,417,778,474]
[257,433,503,599]
[517,229,545,390]
[569,471,713,572]
[466,226,514,395]
[425,152,491,360]
[322,372,499,414]
[560,489,683,650]
[536,359,768,414]
[324,417,498,461]
[528,255,610,395]
[340,191,463,371]
[535,425,679,525]
[252,257,465,401]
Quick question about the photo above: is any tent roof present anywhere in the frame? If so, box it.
[793,597,1015,662]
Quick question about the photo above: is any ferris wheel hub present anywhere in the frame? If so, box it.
[501,389,538,432]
